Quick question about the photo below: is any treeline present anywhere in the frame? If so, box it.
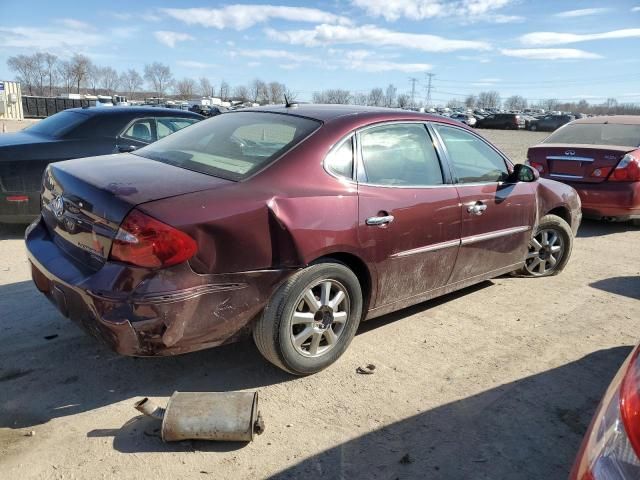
[6,52,295,104]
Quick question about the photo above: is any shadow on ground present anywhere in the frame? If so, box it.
[271,346,632,480]
[577,219,638,238]
[590,276,640,300]
[0,223,27,241]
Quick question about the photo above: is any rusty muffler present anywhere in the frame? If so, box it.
[134,391,264,442]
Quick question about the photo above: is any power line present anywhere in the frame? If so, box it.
[408,77,419,107]
[425,73,435,108]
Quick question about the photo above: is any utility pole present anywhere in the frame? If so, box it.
[408,77,418,108]
[425,73,435,108]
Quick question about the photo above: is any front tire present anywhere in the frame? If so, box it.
[253,262,363,375]
[516,214,573,277]
[529,123,538,131]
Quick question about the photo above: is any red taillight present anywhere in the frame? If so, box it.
[609,152,640,182]
[529,161,545,174]
[620,348,640,458]
[6,195,29,203]
[109,209,197,269]
[590,167,613,178]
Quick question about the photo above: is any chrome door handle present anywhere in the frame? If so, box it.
[467,202,487,216]
[366,215,395,226]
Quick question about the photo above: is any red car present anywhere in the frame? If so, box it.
[528,116,640,225]
[570,343,640,479]
[26,105,581,375]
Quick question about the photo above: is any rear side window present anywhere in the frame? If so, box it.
[156,117,199,139]
[134,112,321,181]
[545,124,640,148]
[359,124,443,186]
[26,111,88,138]
[325,137,353,179]
[434,125,508,183]
[123,119,155,143]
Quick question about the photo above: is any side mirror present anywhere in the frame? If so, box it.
[512,163,539,182]
[118,144,137,153]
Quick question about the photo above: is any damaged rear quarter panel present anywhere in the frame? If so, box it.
[533,178,582,233]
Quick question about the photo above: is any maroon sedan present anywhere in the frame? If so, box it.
[528,116,640,225]
[26,105,581,375]
[570,343,640,479]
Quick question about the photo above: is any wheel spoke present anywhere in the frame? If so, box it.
[526,251,539,259]
[548,255,557,267]
[324,327,338,345]
[528,257,541,271]
[538,259,547,273]
[541,230,549,246]
[320,281,332,306]
[329,290,345,310]
[548,231,558,246]
[531,238,543,251]
[333,311,348,323]
[294,328,313,347]
[309,332,322,355]
[303,289,321,313]
[551,245,562,253]
[292,312,314,325]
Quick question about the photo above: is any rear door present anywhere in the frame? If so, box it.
[356,122,461,308]
[431,123,535,283]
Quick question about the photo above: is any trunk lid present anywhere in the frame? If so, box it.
[527,143,634,184]
[42,153,232,269]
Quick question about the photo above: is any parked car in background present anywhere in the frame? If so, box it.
[570,342,640,479]
[450,113,477,127]
[476,113,525,130]
[26,105,581,376]
[527,116,640,225]
[528,114,575,132]
[0,107,202,223]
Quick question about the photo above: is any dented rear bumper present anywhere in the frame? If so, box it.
[26,217,293,356]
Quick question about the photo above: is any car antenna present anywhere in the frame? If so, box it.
[284,94,297,108]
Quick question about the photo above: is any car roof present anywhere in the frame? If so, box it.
[66,106,203,118]
[241,104,450,123]
[572,115,640,125]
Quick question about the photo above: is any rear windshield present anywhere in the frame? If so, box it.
[545,123,640,148]
[134,111,321,181]
[26,110,88,138]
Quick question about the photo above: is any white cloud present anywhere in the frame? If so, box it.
[247,61,262,67]
[161,5,350,30]
[350,0,518,22]
[344,49,431,72]
[520,29,640,46]
[554,8,610,18]
[633,6,640,12]
[54,18,92,30]
[0,26,103,50]
[154,30,194,48]
[266,24,491,52]
[501,48,602,60]
[232,49,318,63]
[176,60,217,69]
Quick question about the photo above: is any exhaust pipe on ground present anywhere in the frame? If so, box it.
[134,391,264,442]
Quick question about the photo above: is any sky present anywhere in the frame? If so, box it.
[1,0,639,105]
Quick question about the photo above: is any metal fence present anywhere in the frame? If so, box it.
[21,96,91,119]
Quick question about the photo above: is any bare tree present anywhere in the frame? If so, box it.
[233,85,249,102]
[175,77,196,99]
[144,62,173,97]
[539,98,559,112]
[119,69,143,99]
[447,98,464,109]
[352,92,368,105]
[98,67,119,94]
[56,60,75,94]
[268,81,285,104]
[249,79,265,103]
[199,77,214,97]
[283,87,298,103]
[7,54,36,94]
[368,88,385,106]
[397,94,411,109]
[477,91,501,109]
[503,95,528,111]
[465,95,477,109]
[385,84,397,107]
[87,65,102,94]
[42,53,58,96]
[314,89,351,104]
[69,54,92,94]
[576,99,589,112]
[218,80,230,101]
[605,98,618,111]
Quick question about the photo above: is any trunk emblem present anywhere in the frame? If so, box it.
[565,150,575,156]
[51,194,65,218]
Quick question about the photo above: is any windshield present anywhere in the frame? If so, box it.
[544,123,640,148]
[134,111,321,181]
[26,110,88,138]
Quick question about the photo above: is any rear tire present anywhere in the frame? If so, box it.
[631,219,640,227]
[253,262,363,375]
[530,123,538,131]
[515,214,573,277]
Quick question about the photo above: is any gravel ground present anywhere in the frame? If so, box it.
[1,128,639,480]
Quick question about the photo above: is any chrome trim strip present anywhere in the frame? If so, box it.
[550,173,584,180]
[546,155,593,162]
[460,225,531,246]
[391,239,460,258]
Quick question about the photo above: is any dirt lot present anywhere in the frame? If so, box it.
[1,129,639,480]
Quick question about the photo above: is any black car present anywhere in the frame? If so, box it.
[528,114,575,132]
[0,107,202,223]
[475,113,525,130]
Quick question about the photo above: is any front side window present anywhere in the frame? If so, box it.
[134,112,321,181]
[123,119,155,143]
[359,124,443,186]
[434,124,508,184]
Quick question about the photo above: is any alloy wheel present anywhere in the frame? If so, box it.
[289,280,350,358]
[525,228,565,276]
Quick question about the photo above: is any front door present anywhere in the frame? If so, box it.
[356,123,461,308]
[431,124,536,283]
